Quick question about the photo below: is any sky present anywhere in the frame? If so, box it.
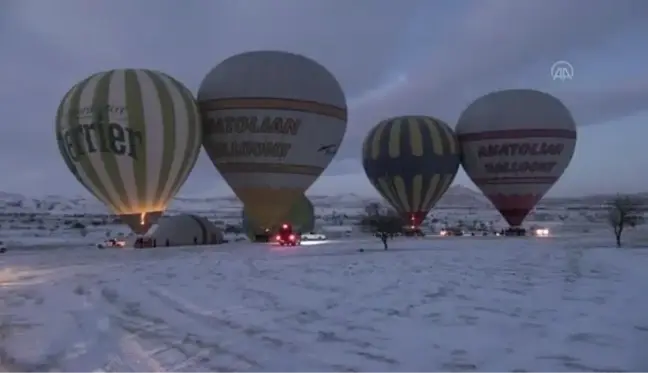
[1,0,647,199]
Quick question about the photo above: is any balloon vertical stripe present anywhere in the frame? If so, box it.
[388,119,402,157]
[56,85,95,199]
[370,120,387,160]
[123,70,146,211]
[412,174,422,211]
[394,176,410,212]
[161,75,201,205]
[377,177,402,211]
[421,174,442,209]
[85,73,124,209]
[68,75,117,209]
[408,120,423,156]
[97,71,132,211]
[147,70,176,205]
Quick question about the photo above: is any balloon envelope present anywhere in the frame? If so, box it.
[55,69,202,234]
[198,51,347,230]
[241,194,315,240]
[456,89,577,227]
[362,116,461,226]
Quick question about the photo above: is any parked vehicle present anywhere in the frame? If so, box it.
[275,224,301,246]
[97,238,126,249]
[301,232,327,241]
[439,227,464,236]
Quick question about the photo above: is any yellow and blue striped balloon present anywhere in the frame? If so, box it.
[362,115,461,226]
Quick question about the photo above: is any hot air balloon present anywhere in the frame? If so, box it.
[362,116,461,227]
[55,69,202,234]
[198,51,347,232]
[456,89,577,227]
[241,194,315,241]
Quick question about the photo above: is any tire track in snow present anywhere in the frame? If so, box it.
[59,282,167,372]
[143,282,336,371]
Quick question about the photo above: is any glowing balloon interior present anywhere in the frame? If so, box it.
[241,194,315,240]
[362,116,461,227]
[198,51,347,230]
[456,89,577,227]
[55,69,202,234]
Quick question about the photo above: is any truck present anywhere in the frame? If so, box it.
[274,223,301,246]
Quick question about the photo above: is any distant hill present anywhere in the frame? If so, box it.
[0,186,645,217]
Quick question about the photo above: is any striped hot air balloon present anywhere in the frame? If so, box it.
[241,194,315,240]
[55,69,202,234]
[362,116,461,226]
[198,51,347,232]
[456,89,577,227]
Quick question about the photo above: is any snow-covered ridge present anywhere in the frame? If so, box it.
[0,185,487,216]
[0,186,644,217]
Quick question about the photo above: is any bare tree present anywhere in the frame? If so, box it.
[360,203,403,250]
[364,202,384,217]
[607,195,646,247]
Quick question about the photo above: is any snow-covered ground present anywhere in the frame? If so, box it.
[1,237,647,371]
[0,183,625,254]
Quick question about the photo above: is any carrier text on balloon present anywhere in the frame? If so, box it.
[57,122,143,162]
[205,116,301,135]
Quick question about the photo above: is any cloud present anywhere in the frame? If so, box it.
[560,80,648,126]
[1,0,647,198]
[335,0,648,159]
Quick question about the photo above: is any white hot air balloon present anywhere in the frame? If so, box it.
[198,51,348,231]
[56,69,202,234]
[456,89,577,227]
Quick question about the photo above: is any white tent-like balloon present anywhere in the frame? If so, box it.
[138,214,224,247]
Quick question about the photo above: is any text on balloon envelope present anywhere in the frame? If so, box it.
[208,141,292,159]
[483,161,557,174]
[474,141,569,175]
[204,116,301,135]
[57,122,143,162]
[477,142,564,158]
[69,105,128,119]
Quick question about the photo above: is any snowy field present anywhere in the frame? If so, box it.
[1,237,648,371]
